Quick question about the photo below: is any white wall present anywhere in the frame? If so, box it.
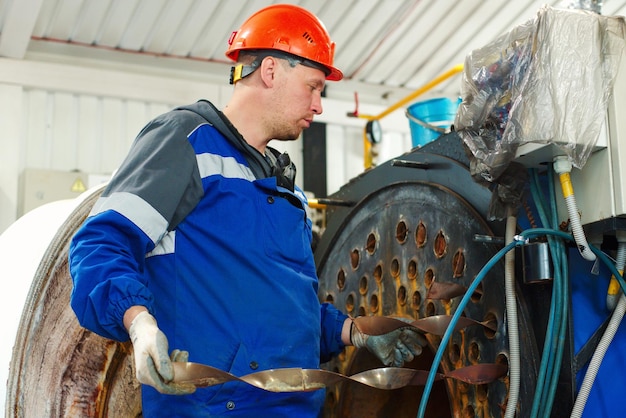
[20,91,171,174]
[0,57,412,233]
[0,84,22,233]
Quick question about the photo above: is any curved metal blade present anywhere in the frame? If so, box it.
[352,316,410,335]
[353,315,496,336]
[172,362,242,387]
[350,368,443,389]
[414,315,497,335]
[172,362,507,391]
[444,363,508,384]
[426,281,468,300]
[240,368,343,392]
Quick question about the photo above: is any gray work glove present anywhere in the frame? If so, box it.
[351,318,428,367]
[128,311,196,395]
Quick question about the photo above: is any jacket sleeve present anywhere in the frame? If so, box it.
[68,112,203,341]
[319,302,349,363]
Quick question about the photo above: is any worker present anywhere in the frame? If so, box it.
[68,4,427,417]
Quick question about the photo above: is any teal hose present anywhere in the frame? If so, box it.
[529,168,555,417]
[546,243,569,415]
[416,167,626,417]
[530,263,560,417]
[530,167,569,418]
[530,169,550,225]
[417,239,519,417]
[416,226,626,418]
[541,244,568,416]
[544,175,568,418]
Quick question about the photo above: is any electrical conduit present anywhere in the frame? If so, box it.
[553,156,596,261]
[570,243,626,418]
[504,209,520,418]
[606,237,626,311]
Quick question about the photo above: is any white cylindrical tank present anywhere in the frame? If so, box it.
[1,199,82,409]
[0,185,140,417]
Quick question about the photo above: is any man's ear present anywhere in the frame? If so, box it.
[259,56,278,87]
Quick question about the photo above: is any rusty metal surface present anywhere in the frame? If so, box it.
[6,186,141,418]
[316,175,540,418]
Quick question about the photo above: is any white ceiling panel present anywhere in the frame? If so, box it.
[1,0,625,105]
[409,3,460,80]
[359,2,440,85]
[69,1,114,43]
[142,0,195,54]
[165,1,219,57]
[96,0,140,47]
[0,0,44,58]
[119,0,168,51]
[188,2,241,58]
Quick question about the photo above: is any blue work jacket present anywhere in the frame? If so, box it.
[69,100,348,417]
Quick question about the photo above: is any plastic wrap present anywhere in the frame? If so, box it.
[558,0,602,14]
[455,6,625,183]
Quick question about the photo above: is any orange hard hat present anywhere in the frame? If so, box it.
[225,4,343,81]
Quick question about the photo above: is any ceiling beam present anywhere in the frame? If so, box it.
[0,0,45,58]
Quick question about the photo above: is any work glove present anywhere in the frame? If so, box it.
[351,317,428,367]
[128,311,196,395]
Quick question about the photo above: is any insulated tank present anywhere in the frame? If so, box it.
[1,185,141,417]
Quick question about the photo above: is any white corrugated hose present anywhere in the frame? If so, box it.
[504,211,520,418]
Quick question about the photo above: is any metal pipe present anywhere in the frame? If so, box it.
[359,64,464,121]
[359,64,464,169]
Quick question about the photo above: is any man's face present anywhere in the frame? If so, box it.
[267,60,326,141]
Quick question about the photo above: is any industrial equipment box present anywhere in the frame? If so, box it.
[18,168,108,217]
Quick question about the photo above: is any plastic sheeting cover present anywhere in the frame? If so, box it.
[455,6,626,182]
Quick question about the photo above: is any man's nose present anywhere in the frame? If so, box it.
[312,94,323,115]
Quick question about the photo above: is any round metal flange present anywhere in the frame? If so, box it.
[316,178,539,417]
[5,187,141,418]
